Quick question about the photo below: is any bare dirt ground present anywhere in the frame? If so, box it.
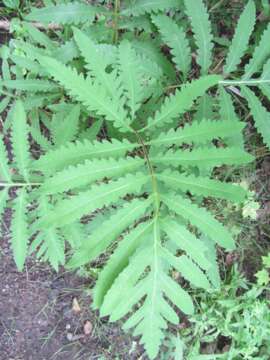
[0,226,140,360]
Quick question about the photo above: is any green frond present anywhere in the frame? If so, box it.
[99,219,195,360]
[11,188,28,271]
[241,85,270,149]
[131,39,175,80]
[150,118,245,147]
[93,219,153,307]
[194,94,214,121]
[202,236,221,289]
[224,0,256,74]
[144,75,221,131]
[184,0,213,74]
[122,0,179,16]
[30,197,65,271]
[40,173,149,228]
[53,39,80,64]
[162,193,235,249]
[157,170,247,202]
[118,40,144,119]
[152,147,254,168]
[26,2,101,25]
[50,105,80,147]
[219,87,244,148]
[73,28,121,98]
[161,218,210,270]
[29,126,52,152]
[11,101,30,182]
[161,249,211,289]
[152,14,191,79]
[0,135,11,182]
[22,22,56,50]
[68,198,152,269]
[10,54,43,75]
[37,230,65,271]
[243,23,270,79]
[41,157,145,195]
[36,56,130,132]
[32,138,137,174]
[79,119,103,142]
[33,196,66,269]
[137,52,163,79]
[0,79,58,92]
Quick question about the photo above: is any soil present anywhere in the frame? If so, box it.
[0,222,140,360]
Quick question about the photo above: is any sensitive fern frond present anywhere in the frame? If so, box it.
[152,14,191,79]
[184,0,213,74]
[224,0,256,74]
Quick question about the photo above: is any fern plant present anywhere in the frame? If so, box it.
[152,0,270,150]
[1,1,267,358]
[0,23,254,358]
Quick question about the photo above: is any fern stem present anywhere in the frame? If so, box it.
[220,79,270,86]
[0,182,41,187]
[112,0,120,44]
[133,129,160,214]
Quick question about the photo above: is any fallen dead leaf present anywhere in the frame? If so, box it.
[72,297,81,314]
[83,320,93,336]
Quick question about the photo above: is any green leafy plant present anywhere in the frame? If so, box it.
[152,0,270,150]
[255,252,270,286]
[0,29,253,358]
[0,1,267,359]
[182,268,270,360]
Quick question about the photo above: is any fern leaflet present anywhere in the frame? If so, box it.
[26,2,102,25]
[224,0,256,74]
[184,0,213,74]
[152,14,191,79]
